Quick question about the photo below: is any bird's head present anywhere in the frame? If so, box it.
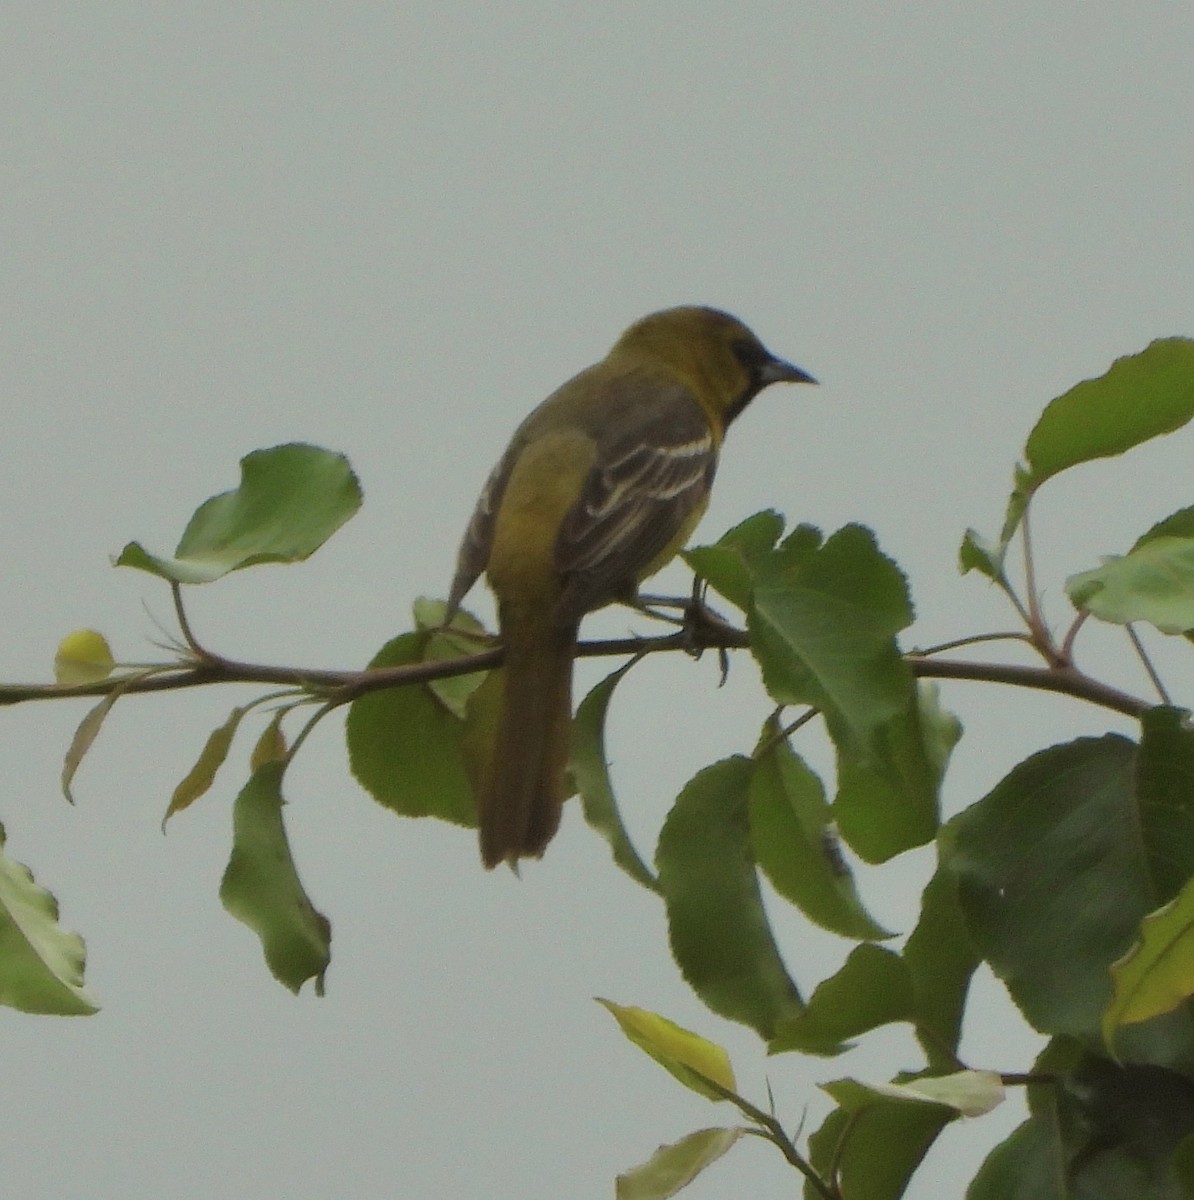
[608,306,816,425]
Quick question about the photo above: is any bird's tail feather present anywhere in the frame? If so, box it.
[478,606,576,868]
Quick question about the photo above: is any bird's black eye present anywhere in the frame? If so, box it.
[731,337,772,378]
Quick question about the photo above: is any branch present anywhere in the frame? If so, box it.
[0,623,1153,720]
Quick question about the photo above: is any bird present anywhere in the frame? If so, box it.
[446,306,815,868]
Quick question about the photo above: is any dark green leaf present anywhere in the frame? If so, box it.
[746,525,941,861]
[770,945,913,1055]
[656,758,804,1039]
[805,1086,954,1200]
[749,729,888,940]
[117,443,361,584]
[346,632,480,827]
[573,661,658,891]
[219,762,331,995]
[1024,338,1194,488]
[947,735,1194,1062]
[903,864,979,1070]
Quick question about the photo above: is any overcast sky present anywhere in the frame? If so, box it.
[3,5,1193,1197]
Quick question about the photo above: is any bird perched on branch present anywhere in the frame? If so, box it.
[446,306,815,868]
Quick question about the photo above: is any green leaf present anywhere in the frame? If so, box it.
[806,1086,954,1200]
[683,510,787,611]
[413,597,492,719]
[616,1127,744,1200]
[597,999,737,1100]
[824,1070,1003,1118]
[1106,879,1194,1044]
[746,525,941,861]
[958,528,1009,585]
[1174,1132,1194,1198]
[0,822,99,1015]
[656,758,804,1039]
[346,632,481,827]
[903,865,980,1070]
[220,762,331,995]
[1024,338,1194,488]
[1136,506,1194,549]
[573,661,658,892]
[1136,708,1194,906]
[60,673,142,803]
[250,709,289,771]
[770,945,913,1055]
[1067,537,1194,634]
[162,706,247,829]
[749,728,889,940]
[117,443,361,584]
[947,735,1194,1059]
[966,1114,1063,1200]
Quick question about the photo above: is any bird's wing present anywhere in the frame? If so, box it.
[446,440,521,617]
[554,391,715,621]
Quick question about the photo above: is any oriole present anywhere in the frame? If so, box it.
[446,306,815,868]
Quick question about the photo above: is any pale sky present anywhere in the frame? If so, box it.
[3,5,1193,1197]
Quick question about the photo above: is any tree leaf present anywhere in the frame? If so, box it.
[1106,880,1194,1044]
[616,1127,744,1200]
[53,629,114,686]
[947,735,1194,1061]
[903,865,980,1070]
[806,1086,954,1200]
[683,510,787,611]
[656,758,804,1039]
[770,945,913,1055]
[219,762,331,995]
[162,706,247,829]
[573,661,658,892]
[1067,537,1194,634]
[413,597,492,719]
[597,999,736,1100]
[958,528,1010,585]
[250,709,289,771]
[749,729,889,941]
[0,822,99,1015]
[825,1070,1004,1118]
[60,673,142,803]
[1023,337,1194,489]
[747,524,941,861]
[116,443,361,584]
[345,631,480,827]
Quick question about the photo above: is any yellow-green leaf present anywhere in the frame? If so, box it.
[54,629,114,686]
[598,999,736,1101]
[1105,878,1194,1047]
[616,1127,743,1200]
[162,706,247,829]
[250,710,289,771]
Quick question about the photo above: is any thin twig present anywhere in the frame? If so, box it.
[1125,623,1172,704]
[701,1077,835,1199]
[909,632,1035,657]
[171,583,206,658]
[1060,610,1088,664]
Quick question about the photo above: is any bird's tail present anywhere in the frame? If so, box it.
[477,603,576,869]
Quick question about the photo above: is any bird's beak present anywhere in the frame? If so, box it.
[761,356,817,386]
